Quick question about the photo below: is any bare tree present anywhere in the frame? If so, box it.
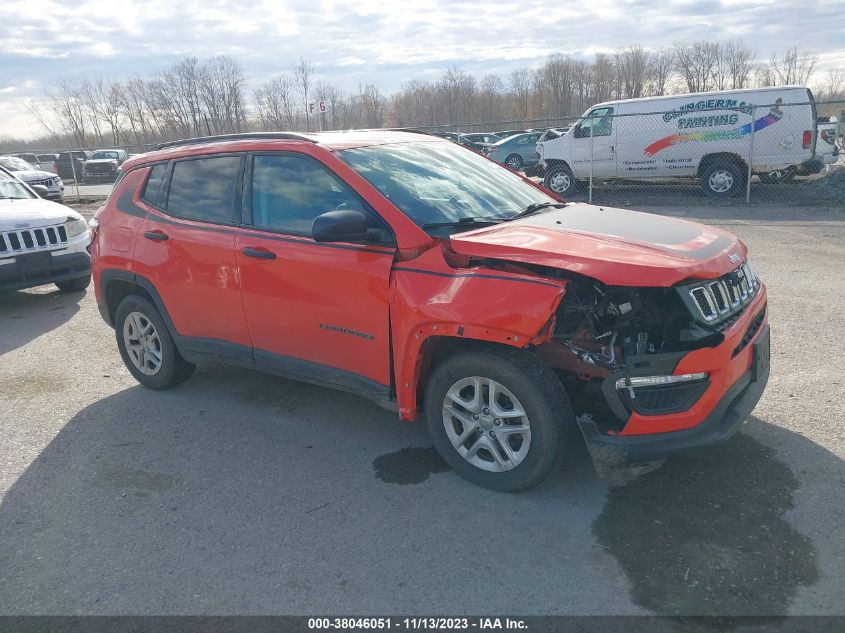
[769,47,818,85]
[673,41,720,92]
[618,45,651,99]
[543,54,577,115]
[824,68,845,98]
[648,48,674,96]
[478,74,504,122]
[509,69,532,119]
[293,58,314,131]
[254,73,297,130]
[723,39,755,89]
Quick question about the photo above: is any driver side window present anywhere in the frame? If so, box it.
[250,154,371,235]
[574,107,614,138]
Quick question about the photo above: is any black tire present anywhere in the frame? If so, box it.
[700,160,746,198]
[504,154,524,171]
[424,347,572,492]
[114,295,195,390]
[55,274,91,293]
[543,164,578,197]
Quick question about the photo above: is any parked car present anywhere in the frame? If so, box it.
[760,116,839,182]
[82,149,128,183]
[55,150,90,181]
[0,166,91,293]
[0,156,64,201]
[431,131,471,146]
[90,130,769,491]
[12,152,59,174]
[485,131,543,170]
[495,129,527,139]
[540,86,817,198]
[460,132,501,152]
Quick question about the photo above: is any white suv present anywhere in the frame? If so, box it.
[0,166,91,293]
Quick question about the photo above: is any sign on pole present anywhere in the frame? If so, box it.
[307,100,330,115]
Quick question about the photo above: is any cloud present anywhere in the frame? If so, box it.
[1,0,843,138]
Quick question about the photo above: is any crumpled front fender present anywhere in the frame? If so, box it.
[390,248,566,420]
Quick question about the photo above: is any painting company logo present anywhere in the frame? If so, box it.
[778,135,795,151]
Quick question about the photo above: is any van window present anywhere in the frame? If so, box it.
[166,156,241,223]
[574,107,614,138]
[249,154,373,235]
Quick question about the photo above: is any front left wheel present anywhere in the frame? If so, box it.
[55,274,90,293]
[424,348,572,492]
[115,295,195,390]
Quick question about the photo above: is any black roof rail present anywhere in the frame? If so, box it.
[155,132,317,151]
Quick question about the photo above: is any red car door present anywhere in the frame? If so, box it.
[235,152,395,396]
[132,156,251,353]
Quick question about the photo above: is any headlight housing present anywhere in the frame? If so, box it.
[65,216,88,238]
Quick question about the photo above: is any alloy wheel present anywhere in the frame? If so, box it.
[441,376,532,472]
[123,311,163,376]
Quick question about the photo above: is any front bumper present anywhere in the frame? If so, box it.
[578,281,770,469]
[579,324,769,469]
[83,171,117,182]
[0,251,90,292]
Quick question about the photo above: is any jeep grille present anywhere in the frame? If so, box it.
[681,262,760,327]
[0,224,68,254]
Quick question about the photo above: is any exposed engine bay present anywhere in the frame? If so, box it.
[550,278,724,372]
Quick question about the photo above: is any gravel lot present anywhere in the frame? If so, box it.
[1,204,843,616]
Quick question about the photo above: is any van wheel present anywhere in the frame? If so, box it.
[424,348,572,492]
[55,274,90,293]
[115,295,195,390]
[505,154,524,170]
[701,161,746,197]
[543,164,577,196]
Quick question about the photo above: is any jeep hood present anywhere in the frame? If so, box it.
[0,198,79,230]
[448,203,745,286]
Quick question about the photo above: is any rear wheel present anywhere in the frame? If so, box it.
[543,164,577,197]
[424,348,572,492]
[55,274,90,293]
[115,295,194,389]
[505,154,524,170]
[701,161,746,198]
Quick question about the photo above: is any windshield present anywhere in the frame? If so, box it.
[92,151,119,160]
[0,169,35,199]
[0,156,33,172]
[339,141,555,229]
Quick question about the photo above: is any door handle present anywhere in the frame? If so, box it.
[241,247,277,260]
[143,230,169,241]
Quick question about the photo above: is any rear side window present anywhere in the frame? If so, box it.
[166,156,241,223]
[141,164,168,207]
[250,154,372,234]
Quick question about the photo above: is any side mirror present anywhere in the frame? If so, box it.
[30,185,49,199]
[312,209,371,243]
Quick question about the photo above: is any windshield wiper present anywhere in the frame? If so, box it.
[510,202,568,221]
[422,216,506,228]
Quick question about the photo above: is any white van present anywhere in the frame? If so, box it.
[539,86,817,198]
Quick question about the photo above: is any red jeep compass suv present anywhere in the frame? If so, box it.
[91,131,770,491]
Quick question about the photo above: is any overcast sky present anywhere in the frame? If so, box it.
[1,0,843,139]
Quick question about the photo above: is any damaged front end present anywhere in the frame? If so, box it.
[530,260,764,471]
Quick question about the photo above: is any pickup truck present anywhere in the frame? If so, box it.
[56,151,90,181]
[12,153,59,175]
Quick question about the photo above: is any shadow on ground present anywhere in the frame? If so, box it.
[594,417,821,618]
[0,287,84,356]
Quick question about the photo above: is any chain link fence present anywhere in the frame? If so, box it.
[7,98,844,209]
